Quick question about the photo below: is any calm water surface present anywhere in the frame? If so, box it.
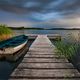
[13,29,80,39]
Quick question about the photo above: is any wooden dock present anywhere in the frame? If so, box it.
[9,35,80,80]
[26,34,61,40]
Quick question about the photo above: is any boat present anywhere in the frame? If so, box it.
[0,35,28,61]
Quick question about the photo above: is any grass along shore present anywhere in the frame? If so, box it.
[54,41,79,59]
[52,33,80,72]
[54,33,80,59]
[0,24,13,41]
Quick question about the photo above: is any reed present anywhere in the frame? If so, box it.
[0,24,13,41]
[54,33,80,59]
[54,41,79,59]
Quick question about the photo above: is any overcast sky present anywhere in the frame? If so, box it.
[0,0,80,28]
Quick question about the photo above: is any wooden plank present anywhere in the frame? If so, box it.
[30,46,54,48]
[26,51,55,54]
[30,47,54,50]
[17,63,74,69]
[25,53,60,55]
[10,69,80,78]
[22,57,68,63]
[24,54,64,58]
[28,49,54,53]
[25,54,58,56]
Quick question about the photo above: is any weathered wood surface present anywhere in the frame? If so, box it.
[22,57,69,63]
[9,35,80,80]
[25,34,61,40]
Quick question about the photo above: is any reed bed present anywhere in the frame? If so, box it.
[54,33,80,59]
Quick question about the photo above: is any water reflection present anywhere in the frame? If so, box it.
[0,58,22,79]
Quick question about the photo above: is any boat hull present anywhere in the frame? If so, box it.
[0,35,29,61]
[6,42,29,61]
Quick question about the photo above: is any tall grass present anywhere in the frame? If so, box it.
[0,24,12,35]
[0,24,13,41]
[54,33,80,59]
[55,41,79,59]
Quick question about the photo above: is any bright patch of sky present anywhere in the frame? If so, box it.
[31,12,62,21]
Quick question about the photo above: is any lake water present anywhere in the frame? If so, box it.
[13,29,80,40]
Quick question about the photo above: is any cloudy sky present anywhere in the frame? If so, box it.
[0,0,80,28]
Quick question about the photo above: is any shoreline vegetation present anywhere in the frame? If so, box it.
[54,33,80,59]
[52,33,80,72]
[0,24,13,41]
[8,26,80,30]
[54,41,79,59]
[8,27,45,30]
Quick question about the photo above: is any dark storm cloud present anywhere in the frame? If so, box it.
[0,0,35,13]
[0,0,80,17]
[52,0,80,11]
[0,0,57,14]
[0,0,80,27]
[0,0,80,15]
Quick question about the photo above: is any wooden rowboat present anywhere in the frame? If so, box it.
[0,35,28,61]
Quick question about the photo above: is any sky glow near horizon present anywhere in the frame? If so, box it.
[0,0,80,28]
